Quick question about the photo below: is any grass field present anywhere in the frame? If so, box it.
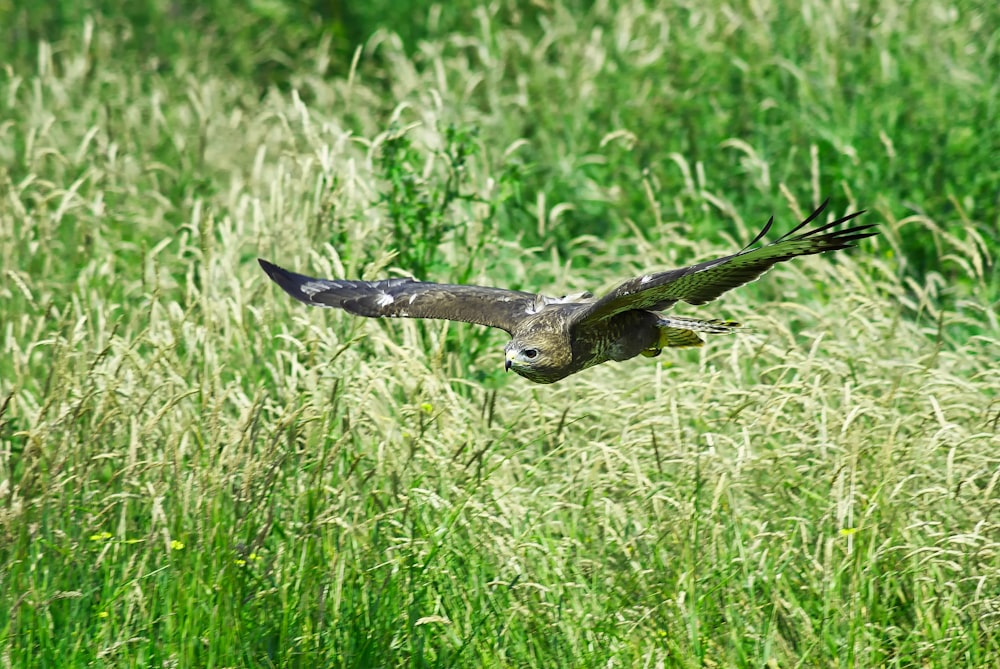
[1,1,999,666]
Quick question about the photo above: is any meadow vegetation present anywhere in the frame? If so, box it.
[1,0,998,666]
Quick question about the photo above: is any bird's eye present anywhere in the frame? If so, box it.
[523,348,538,359]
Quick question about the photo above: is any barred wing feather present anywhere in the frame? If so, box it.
[574,200,875,325]
[258,259,538,334]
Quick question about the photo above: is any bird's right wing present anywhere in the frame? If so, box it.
[259,259,539,335]
[573,200,875,325]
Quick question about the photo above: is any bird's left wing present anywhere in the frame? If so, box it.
[573,200,876,325]
[259,259,538,335]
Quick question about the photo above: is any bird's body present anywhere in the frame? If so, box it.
[502,307,663,383]
[260,200,876,383]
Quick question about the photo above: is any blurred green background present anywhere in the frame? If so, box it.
[3,0,997,287]
[1,1,998,667]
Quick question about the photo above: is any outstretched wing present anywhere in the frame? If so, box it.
[574,200,876,324]
[258,259,538,334]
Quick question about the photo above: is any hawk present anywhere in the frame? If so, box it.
[260,200,875,383]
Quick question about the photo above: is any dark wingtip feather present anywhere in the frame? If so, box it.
[801,208,868,238]
[810,218,878,251]
[258,258,317,304]
[830,226,880,246]
[743,215,775,250]
[258,257,280,279]
[258,258,293,287]
[776,199,832,241]
[803,198,831,224]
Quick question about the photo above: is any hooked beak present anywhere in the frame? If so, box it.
[504,350,515,372]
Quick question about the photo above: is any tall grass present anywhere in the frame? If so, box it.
[1,1,998,667]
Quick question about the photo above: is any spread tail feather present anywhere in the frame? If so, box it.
[657,315,742,335]
[641,316,742,357]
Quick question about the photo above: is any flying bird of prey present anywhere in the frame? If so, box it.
[260,200,875,383]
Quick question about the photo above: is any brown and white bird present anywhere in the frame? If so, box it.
[260,200,875,383]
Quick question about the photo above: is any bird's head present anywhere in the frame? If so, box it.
[503,335,571,384]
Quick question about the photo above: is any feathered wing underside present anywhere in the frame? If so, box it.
[574,199,876,325]
[258,259,539,334]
